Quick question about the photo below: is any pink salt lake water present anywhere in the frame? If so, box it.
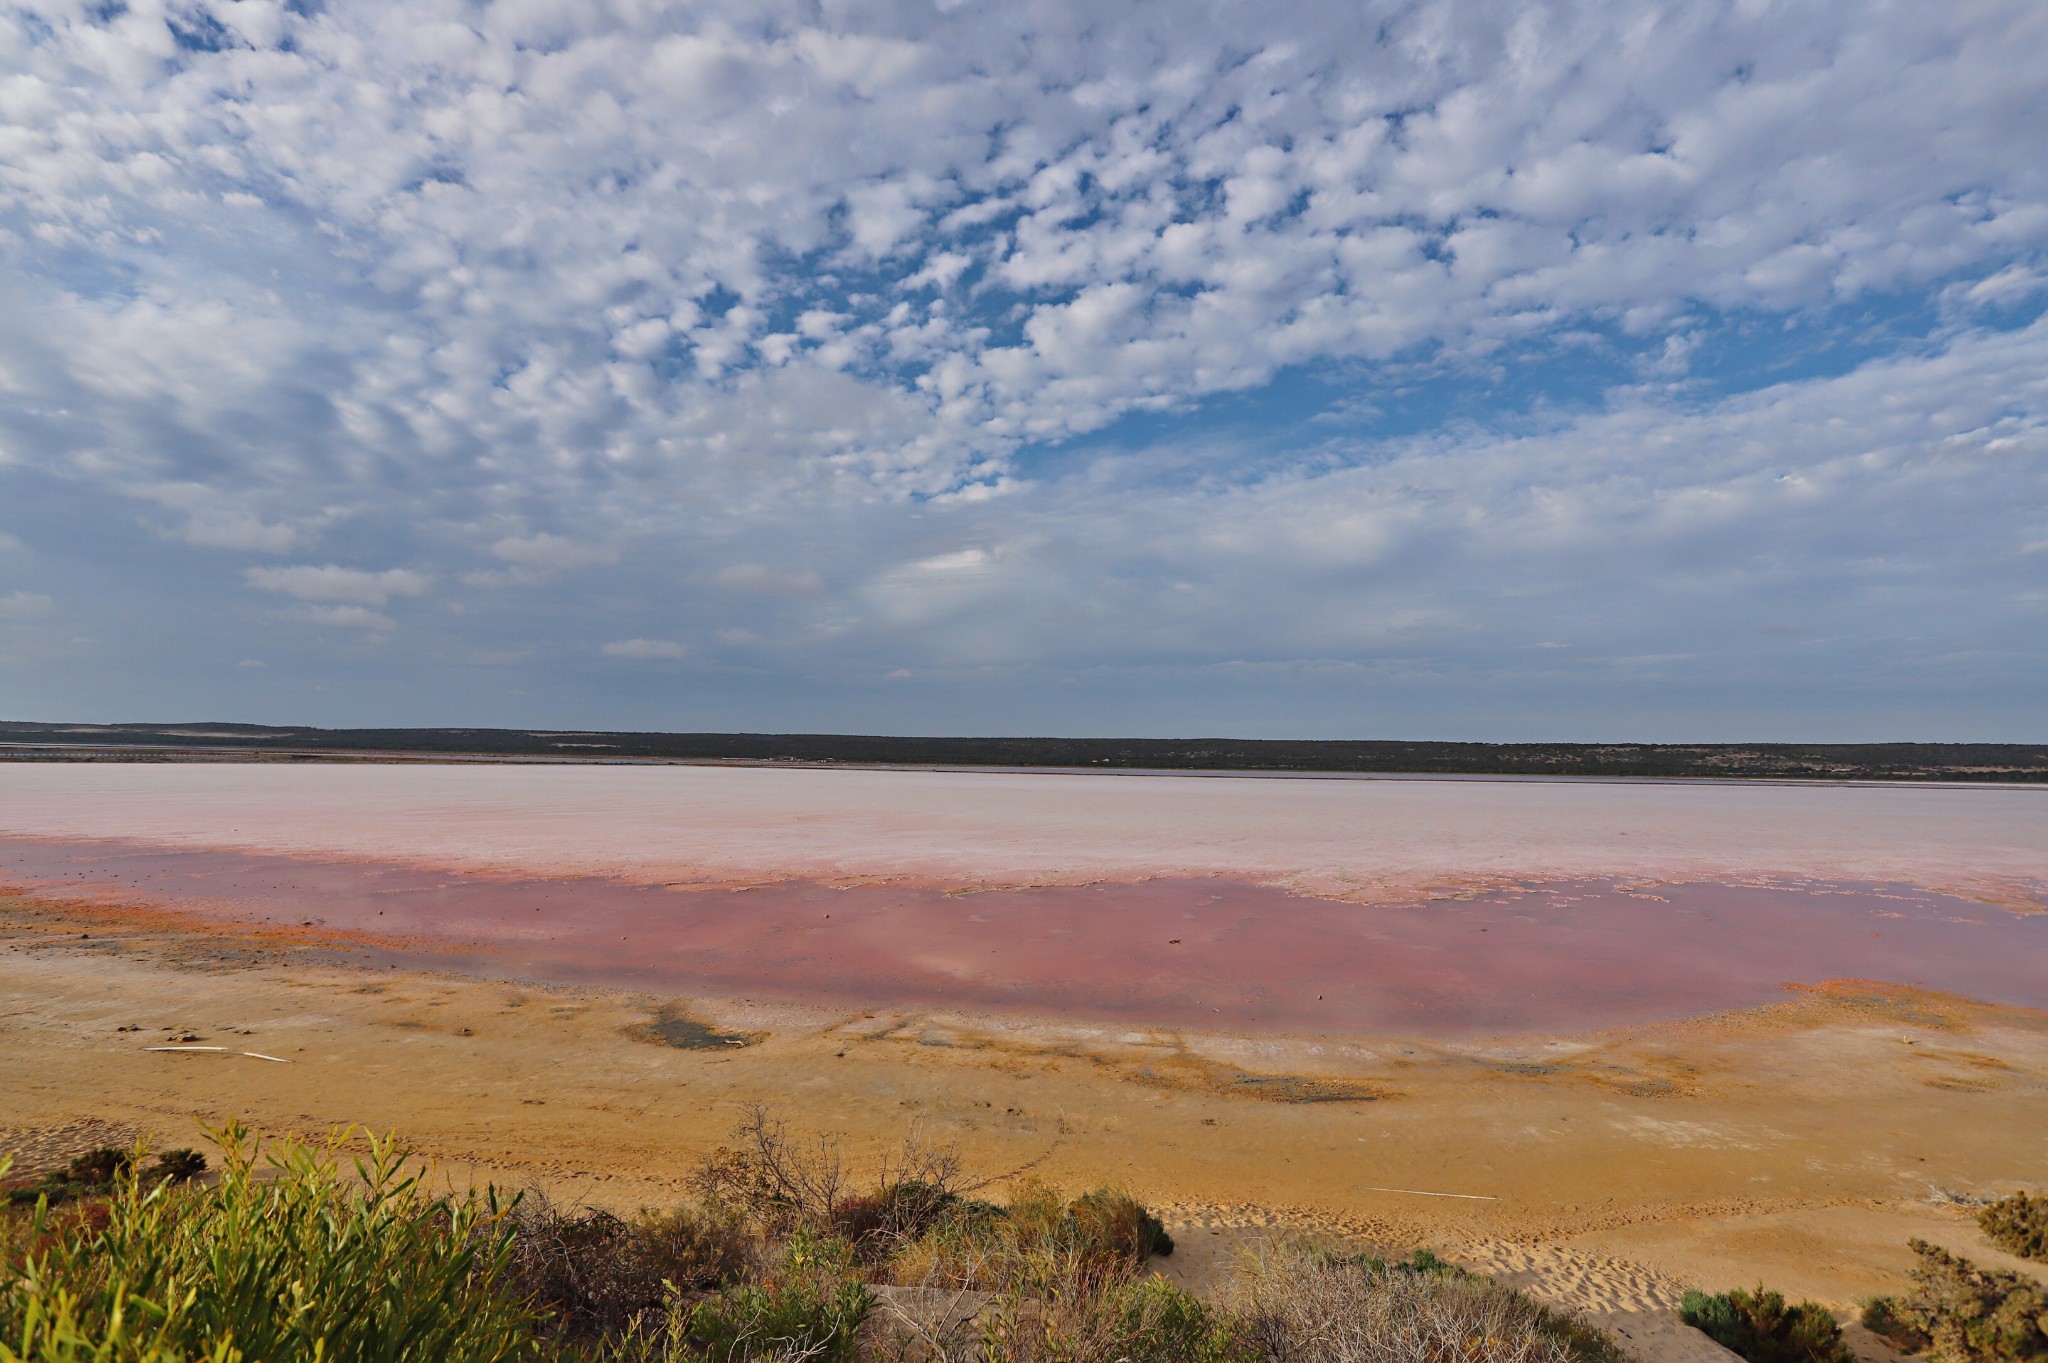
[2,763,2044,1036]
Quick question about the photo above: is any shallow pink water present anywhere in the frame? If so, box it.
[2,763,2042,910]
[6,837,2044,1036]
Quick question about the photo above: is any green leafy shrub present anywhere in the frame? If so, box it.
[980,1272,1253,1363]
[147,1152,206,1186]
[684,1230,870,1363]
[1979,1194,2048,1263]
[63,1150,132,1188]
[0,1121,534,1363]
[1341,1247,1468,1278]
[1068,1190,1174,1261]
[1680,1286,1854,1363]
[1110,1275,1250,1363]
[1892,1240,2048,1363]
[889,1182,1176,1300]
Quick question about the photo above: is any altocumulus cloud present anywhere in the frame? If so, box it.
[602,639,688,661]
[0,0,2043,735]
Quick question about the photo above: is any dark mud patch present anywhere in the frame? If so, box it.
[632,1005,758,1051]
[1223,1073,1389,1103]
[1130,1053,1393,1104]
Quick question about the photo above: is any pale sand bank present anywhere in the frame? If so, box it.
[0,762,2043,906]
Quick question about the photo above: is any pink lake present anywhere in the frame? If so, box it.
[4,834,2044,1037]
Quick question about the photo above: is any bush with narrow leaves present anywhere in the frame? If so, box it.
[0,1123,533,1363]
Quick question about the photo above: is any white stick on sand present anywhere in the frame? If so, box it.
[241,1052,291,1063]
[1356,1185,1499,1200]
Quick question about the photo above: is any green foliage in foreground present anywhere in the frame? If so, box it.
[2,1116,1636,1363]
[1680,1286,1854,1363]
[1979,1193,2048,1263]
[679,1230,870,1363]
[0,1125,534,1363]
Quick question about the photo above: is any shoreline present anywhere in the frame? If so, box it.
[5,891,2045,1344]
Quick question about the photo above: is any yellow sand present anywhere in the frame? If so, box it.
[5,896,2045,1363]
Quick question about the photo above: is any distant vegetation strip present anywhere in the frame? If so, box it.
[3,723,2045,782]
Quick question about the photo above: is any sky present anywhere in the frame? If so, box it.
[1,0,2045,740]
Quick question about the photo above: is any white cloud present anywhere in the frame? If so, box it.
[4,0,2042,523]
[715,565,825,596]
[0,533,23,551]
[462,533,618,587]
[602,638,687,659]
[287,604,396,630]
[489,534,617,570]
[0,590,53,618]
[245,565,429,607]
[0,0,2043,732]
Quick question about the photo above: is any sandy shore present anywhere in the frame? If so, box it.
[5,893,2047,1363]
[4,764,2045,1362]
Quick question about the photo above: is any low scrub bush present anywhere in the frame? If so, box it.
[5,1147,207,1210]
[1680,1286,1854,1363]
[1979,1194,2048,1263]
[1889,1240,2048,1363]
[502,1192,756,1341]
[1237,1242,1625,1363]
[692,1104,965,1252]
[0,1123,533,1363]
[888,1182,1175,1299]
[833,1180,967,1261]
[615,1229,870,1363]
[1067,1190,1174,1262]
[980,1272,1250,1363]
[1863,1295,1932,1353]
[1345,1248,1465,1278]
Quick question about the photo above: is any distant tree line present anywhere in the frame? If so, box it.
[2,722,2043,781]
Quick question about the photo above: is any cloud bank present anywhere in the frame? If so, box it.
[0,0,2042,736]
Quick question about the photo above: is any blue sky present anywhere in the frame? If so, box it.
[1,0,2044,739]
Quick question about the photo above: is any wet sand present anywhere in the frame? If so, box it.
[3,837,2046,1035]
